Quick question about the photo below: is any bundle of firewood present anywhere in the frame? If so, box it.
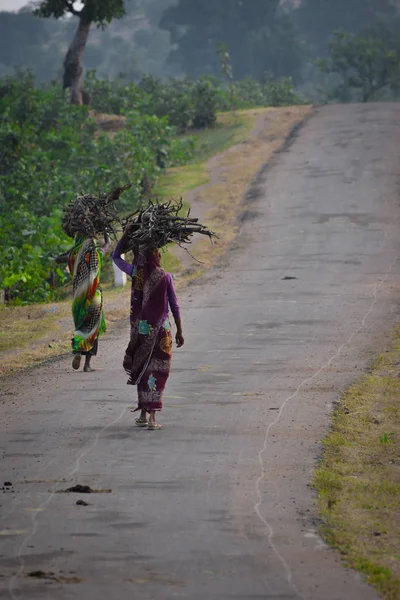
[121,199,216,252]
[62,184,131,239]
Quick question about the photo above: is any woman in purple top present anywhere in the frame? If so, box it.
[112,228,184,430]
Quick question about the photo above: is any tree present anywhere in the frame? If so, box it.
[317,29,400,102]
[295,0,399,58]
[160,0,306,82]
[0,9,65,81]
[217,42,235,109]
[161,0,298,80]
[34,0,125,104]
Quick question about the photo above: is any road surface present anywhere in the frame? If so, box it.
[1,104,400,600]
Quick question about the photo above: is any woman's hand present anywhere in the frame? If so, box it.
[119,223,134,252]
[175,332,185,348]
[122,223,134,238]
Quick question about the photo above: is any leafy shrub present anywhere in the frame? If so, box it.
[0,208,70,304]
[0,72,194,303]
[261,73,301,106]
[192,79,217,129]
[87,72,218,132]
[84,70,300,130]
[84,70,146,114]
[214,74,302,110]
[139,75,195,132]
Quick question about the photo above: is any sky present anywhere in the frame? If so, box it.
[0,0,29,10]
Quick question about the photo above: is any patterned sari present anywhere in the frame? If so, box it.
[123,248,172,412]
[68,236,106,355]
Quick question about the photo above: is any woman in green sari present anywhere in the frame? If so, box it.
[56,233,110,372]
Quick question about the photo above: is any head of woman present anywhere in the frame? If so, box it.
[146,248,162,271]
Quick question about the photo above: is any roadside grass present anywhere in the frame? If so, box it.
[154,110,255,201]
[314,328,400,599]
[0,106,313,378]
[0,305,67,352]
[0,302,70,376]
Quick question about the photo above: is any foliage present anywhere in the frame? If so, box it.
[85,70,300,128]
[5,0,399,90]
[191,79,217,129]
[84,70,144,114]
[214,74,302,110]
[0,72,194,303]
[34,0,127,106]
[317,29,400,102]
[85,71,218,132]
[0,209,69,304]
[217,43,235,111]
[140,76,195,133]
[0,1,177,83]
[295,0,399,58]
[0,9,64,82]
[160,0,306,82]
[34,0,125,27]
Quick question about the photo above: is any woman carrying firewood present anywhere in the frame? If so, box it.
[56,232,111,372]
[56,184,131,372]
[112,226,184,430]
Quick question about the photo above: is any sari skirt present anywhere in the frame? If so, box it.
[137,322,172,412]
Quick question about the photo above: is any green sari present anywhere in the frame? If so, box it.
[68,236,106,354]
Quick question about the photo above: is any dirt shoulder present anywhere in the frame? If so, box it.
[0,105,313,378]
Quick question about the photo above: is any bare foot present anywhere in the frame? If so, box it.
[72,354,81,370]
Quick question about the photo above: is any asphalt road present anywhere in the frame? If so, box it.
[1,104,400,600]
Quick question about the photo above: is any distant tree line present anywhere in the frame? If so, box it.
[1,0,399,93]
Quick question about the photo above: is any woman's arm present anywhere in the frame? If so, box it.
[111,238,135,276]
[167,274,184,347]
[102,232,112,255]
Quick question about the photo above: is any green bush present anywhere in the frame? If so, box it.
[84,70,300,130]
[0,72,194,304]
[84,70,146,114]
[213,74,302,110]
[192,79,217,129]
[87,72,218,132]
[0,208,70,304]
[139,75,195,132]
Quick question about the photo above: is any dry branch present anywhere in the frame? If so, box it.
[62,184,131,239]
[121,199,216,252]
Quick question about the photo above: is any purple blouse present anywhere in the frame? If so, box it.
[112,241,181,321]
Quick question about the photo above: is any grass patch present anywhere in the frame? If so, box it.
[0,311,57,352]
[0,302,71,377]
[155,164,208,201]
[314,328,400,599]
[0,304,69,353]
[154,110,256,201]
[185,112,255,163]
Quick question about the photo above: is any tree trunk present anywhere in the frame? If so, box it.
[63,19,91,106]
